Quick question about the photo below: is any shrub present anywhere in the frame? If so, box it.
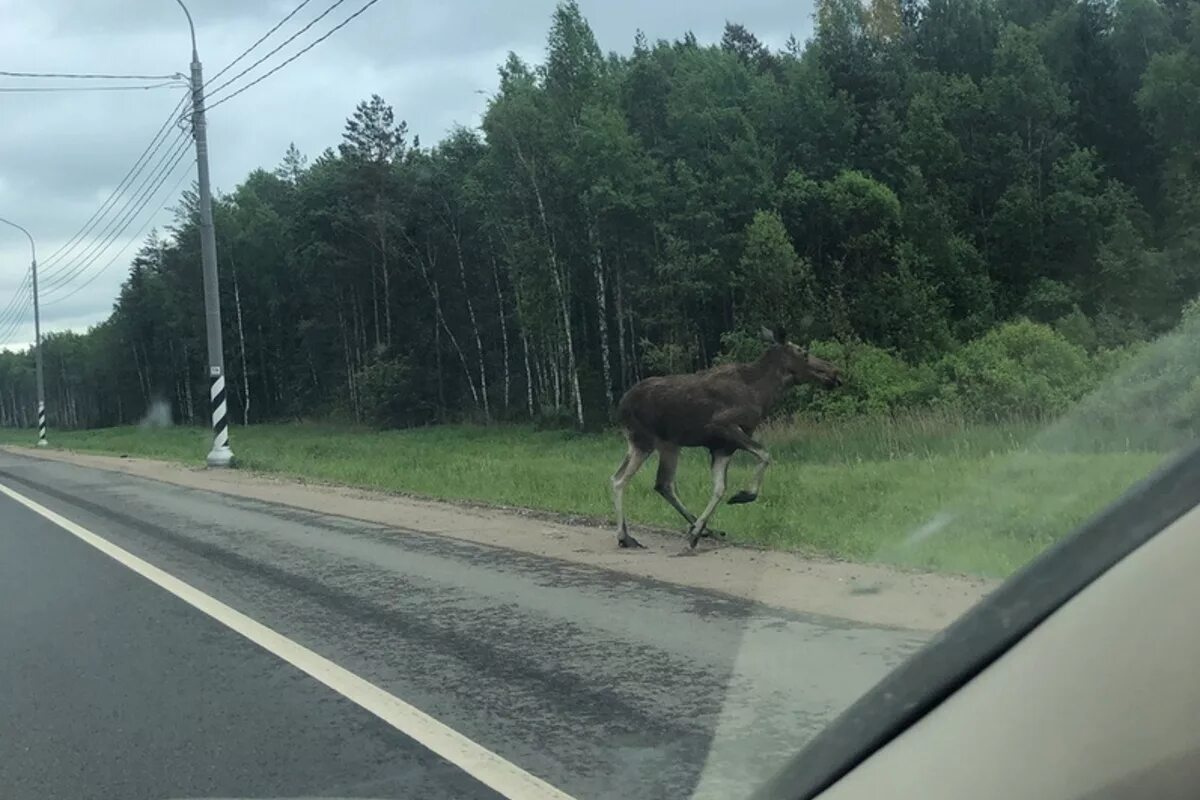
[640,338,697,376]
[938,320,1094,420]
[795,340,941,418]
[1022,278,1078,323]
[1052,300,1200,449]
[1053,307,1098,352]
[1093,308,1150,349]
[718,332,941,418]
[355,353,436,428]
[715,329,766,365]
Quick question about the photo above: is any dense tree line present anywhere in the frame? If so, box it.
[3,0,1200,431]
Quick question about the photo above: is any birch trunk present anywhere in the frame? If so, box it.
[588,220,614,410]
[512,140,583,426]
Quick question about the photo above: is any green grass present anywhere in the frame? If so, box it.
[0,413,1170,578]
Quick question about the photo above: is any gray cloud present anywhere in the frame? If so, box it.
[1,0,813,350]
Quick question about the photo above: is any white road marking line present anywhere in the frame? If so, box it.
[0,480,576,800]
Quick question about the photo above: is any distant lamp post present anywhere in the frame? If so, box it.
[0,216,47,447]
[175,0,234,467]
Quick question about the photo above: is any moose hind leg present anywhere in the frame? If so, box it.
[654,446,697,525]
[727,434,772,506]
[687,451,733,549]
[612,443,651,549]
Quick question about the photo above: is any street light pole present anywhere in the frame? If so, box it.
[0,216,46,447]
[176,0,233,467]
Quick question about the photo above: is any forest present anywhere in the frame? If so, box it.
[2,0,1199,434]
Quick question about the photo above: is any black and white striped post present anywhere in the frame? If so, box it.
[0,216,47,448]
[178,0,233,467]
[209,367,230,458]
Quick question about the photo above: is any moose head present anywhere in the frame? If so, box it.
[759,326,843,389]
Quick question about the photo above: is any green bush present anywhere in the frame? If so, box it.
[938,320,1095,420]
[1054,307,1098,352]
[1022,278,1078,323]
[717,332,939,418]
[640,338,698,376]
[796,340,941,417]
[715,329,766,365]
[355,353,436,428]
[1052,300,1200,449]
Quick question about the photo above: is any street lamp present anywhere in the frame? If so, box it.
[175,0,234,467]
[0,216,47,447]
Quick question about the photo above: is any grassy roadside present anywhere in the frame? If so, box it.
[0,415,1167,578]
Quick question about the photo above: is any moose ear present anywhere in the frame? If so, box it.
[759,326,776,343]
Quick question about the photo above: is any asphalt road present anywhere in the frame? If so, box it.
[0,450,926,800]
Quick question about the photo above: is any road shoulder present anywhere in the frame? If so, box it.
[1,445,994,631]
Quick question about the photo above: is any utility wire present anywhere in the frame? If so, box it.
[0,298,32,345]
[206,0,316,84]
[0,142,188,335]
[45,155,195,308]
[42,134,191,295]
[41,131,191,292]
[39,91,189,272]
[204,0,350,100]
[0,70,183,80]
[0,81,187,93]
[206,0,381,112]
[0,272,32,330]
[0,279,33,346]
[0,303,32,347]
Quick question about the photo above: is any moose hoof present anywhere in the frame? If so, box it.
[728,490,758,505]
[618,534,645,549]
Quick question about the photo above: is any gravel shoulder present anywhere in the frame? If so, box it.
[2,445,995,631]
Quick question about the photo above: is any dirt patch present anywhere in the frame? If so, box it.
[3,445,996,631]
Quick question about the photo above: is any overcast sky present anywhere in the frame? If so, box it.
[0,0,814,350]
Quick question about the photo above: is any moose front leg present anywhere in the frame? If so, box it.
[686,451,733,549]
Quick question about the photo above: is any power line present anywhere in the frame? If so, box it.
[41,134,191,295]
[43,140,192,297]
[39,91,189,272]
[0,296,32,344]
[207,0,316,84]
[206,0,381,112]
[0,302,32,347]
[0,70,183,80]
[203,0,350,100]
[0,279,33,346]
[41,131,191,292]
[0,81,187,93]
[0,272,32,329]
[41,135,192,295]
[45,155,195,308]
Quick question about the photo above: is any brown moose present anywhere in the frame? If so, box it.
[611,326,843,550]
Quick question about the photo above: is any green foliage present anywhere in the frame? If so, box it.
[639,338,697,376]
[354,352,435,428]
[735,210,817,334]
[938,319,1095,420]
[1022,277,1078,323]
[1053,296,1200,449]
[1053,307,1098,352]
[797,340,942,418]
